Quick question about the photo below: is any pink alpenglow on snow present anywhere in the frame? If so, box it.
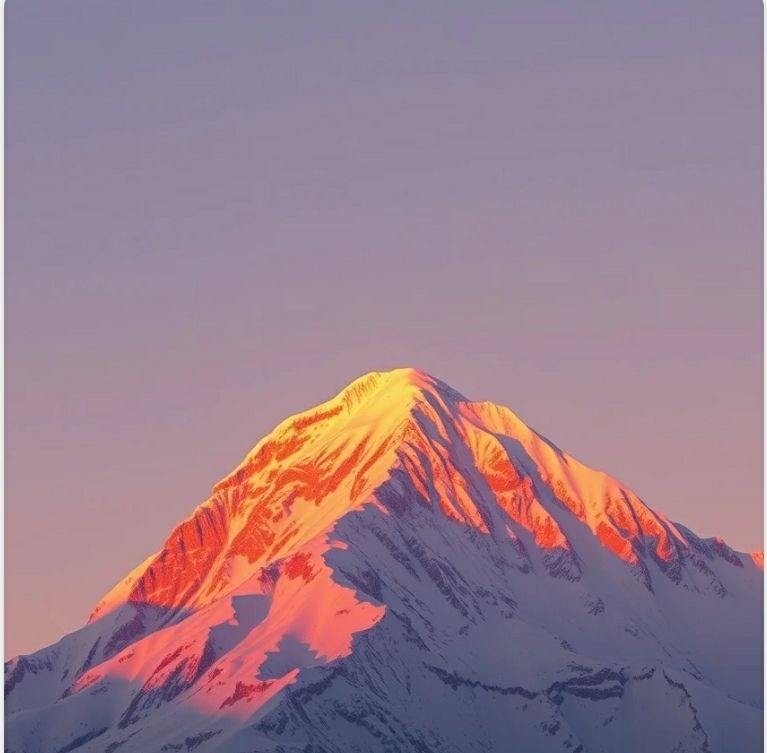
[5,370,763,753]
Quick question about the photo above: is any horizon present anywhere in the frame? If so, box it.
[6,0,762,665]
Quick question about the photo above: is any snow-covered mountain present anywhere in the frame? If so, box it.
[6,368,763,753]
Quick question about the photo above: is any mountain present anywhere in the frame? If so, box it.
[6,368,763,753]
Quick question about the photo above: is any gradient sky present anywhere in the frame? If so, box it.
[6,0,762,657]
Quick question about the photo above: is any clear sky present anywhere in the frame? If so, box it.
[6,0,762,657]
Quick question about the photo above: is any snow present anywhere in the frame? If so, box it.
[6,368,762,753]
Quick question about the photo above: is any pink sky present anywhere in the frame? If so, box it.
[6,0,762,657]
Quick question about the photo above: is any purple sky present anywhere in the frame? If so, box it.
[6,1,762,657]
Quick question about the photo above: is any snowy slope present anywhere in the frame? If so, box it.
[6,369,763,753]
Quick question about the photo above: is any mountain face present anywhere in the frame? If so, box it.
[6,368,763,753]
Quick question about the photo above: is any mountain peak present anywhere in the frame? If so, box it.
[89,368,748,627]
[8,370,761,753]
[327,367,465,412]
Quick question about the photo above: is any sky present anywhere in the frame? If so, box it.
[6,0,762,657]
